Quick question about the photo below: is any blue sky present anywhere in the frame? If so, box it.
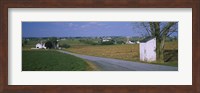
[22,22,177,37]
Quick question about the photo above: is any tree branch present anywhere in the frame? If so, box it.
[160,22,176,37]
[141,23,151,36]
[167,27,178,37]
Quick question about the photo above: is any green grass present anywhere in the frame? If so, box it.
[23,39,178,68]
[22,50,90,71]
[150,61,178,67]
[139,60,178,67]
[59,39,87,45]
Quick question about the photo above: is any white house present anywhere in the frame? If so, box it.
[35,43,46,49]
[140,37,156,62]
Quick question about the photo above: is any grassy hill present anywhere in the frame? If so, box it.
[22,50,91,71]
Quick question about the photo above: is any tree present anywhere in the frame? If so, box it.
[49,37,58,49]
[60,44,71,48]
[140,22,178,63]
[24,39,28,45]
[45,41,53,49]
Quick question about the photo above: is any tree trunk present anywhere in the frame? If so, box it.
[154,22,165,63]
[156,37,164,63]
[145,22,176,63]
[156,37,166,63]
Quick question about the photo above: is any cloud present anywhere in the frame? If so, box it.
[68,23,73,27]
[80,24,89,28]
[79,22,108,29]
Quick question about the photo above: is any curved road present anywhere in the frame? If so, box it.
[58,50,178,71]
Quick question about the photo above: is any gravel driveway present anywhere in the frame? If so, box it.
[58,50,178,71]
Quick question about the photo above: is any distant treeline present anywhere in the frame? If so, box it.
[22,36,178,48]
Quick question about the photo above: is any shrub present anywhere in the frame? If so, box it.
[101,41,114,45]
[45,41,53,49]
[60,44,71,48]
[116,41,125,44]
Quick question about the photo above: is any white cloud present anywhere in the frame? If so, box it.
[68,23,73,27]
[80,25,89,28]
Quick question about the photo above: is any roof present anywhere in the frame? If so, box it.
[140,36,155,43]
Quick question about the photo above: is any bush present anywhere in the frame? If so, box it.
[116,41,125,44]
[24,40,28,45]
[101,41,114,45]
[45,41,53,49]
[60,44,71,48]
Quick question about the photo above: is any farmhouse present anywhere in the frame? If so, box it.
[140,37,156,62]
[35,43,46,49]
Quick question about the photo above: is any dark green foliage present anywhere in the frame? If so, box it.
[22,39,28,47]
[164,50,178,62]
[116,41,125,44]
[22,50,88,71]
[24,39,28,45]
[45,41,53,49]
[49,37,58,48]
[60,44,71,48]
[101,40,115,45]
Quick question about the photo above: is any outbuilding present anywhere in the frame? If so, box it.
[140,37,156,62]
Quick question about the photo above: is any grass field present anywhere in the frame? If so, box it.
[65,44,139,61]
[22,50,91,71]
[164,41,178,50]
[59,39,87,45]
[23,39,178,69]
[64,41,178,67]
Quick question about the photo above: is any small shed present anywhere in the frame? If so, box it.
[140,37,156,62]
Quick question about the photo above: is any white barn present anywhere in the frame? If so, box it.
[102,37,112,42]
[35,43,46,49]
[140,37,156,62]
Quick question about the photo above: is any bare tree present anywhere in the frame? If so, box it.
[140,22,178,63]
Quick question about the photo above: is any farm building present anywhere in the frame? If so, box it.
[101,37,112,42]
[36,43,46,49]
[140,37,156,62]
[136,41,140,44]
[126,36,135,44]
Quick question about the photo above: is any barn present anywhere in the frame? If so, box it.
[140,37,156,62]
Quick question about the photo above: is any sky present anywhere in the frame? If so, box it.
[22,22,177,37]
